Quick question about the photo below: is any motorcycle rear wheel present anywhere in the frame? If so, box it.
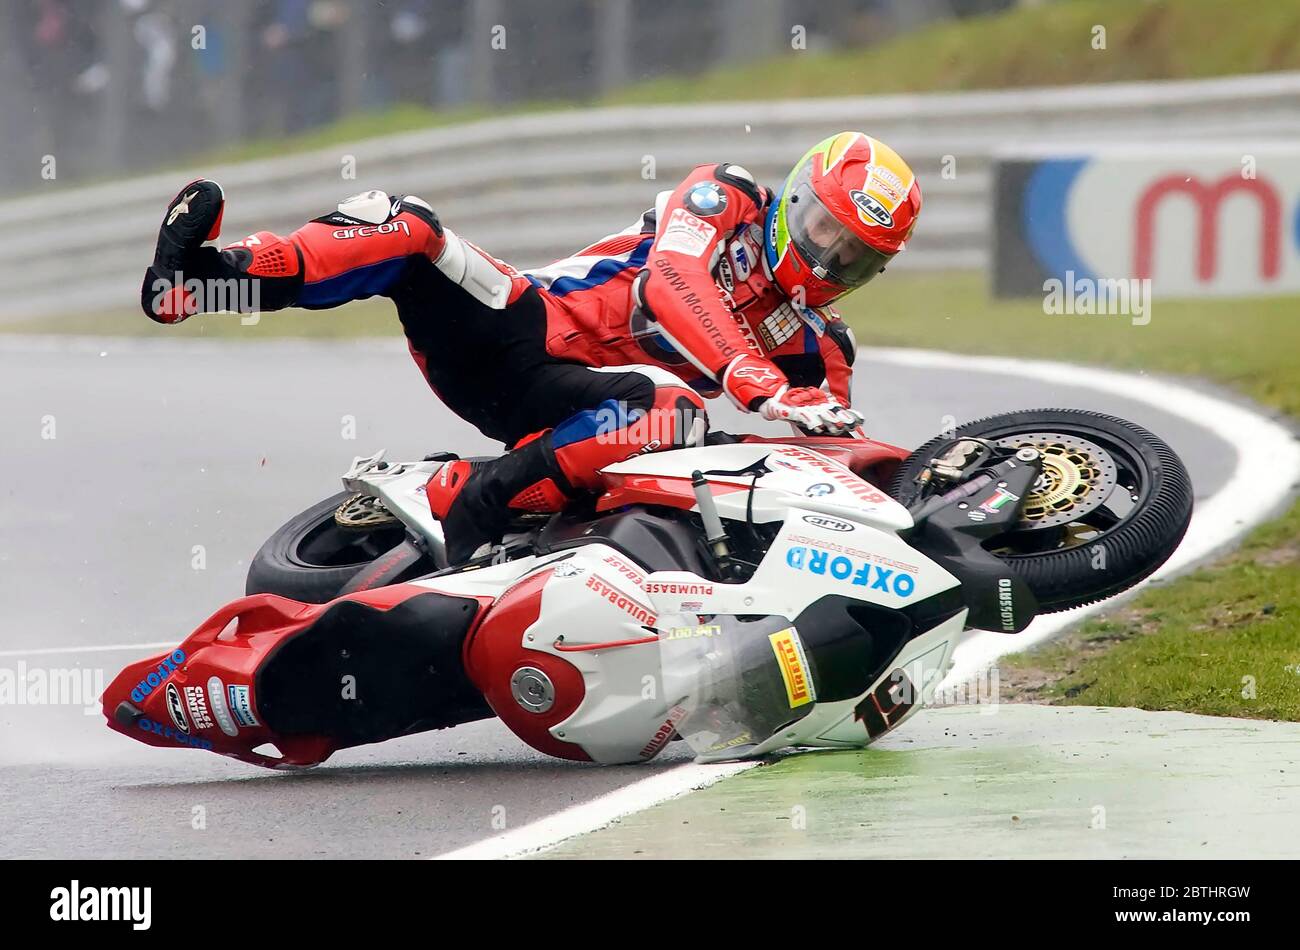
[889,409,1193,613]
[245,492,432,603]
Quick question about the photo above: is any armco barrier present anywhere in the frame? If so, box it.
[3,72,1298,321]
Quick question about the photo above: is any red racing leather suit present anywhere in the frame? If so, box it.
[143,164,858,498]
[526,163,856,411]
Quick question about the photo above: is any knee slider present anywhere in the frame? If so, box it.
[433,227,517,309]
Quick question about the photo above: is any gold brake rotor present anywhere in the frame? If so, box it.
[994,432,1118,530]
[333,493,400,531]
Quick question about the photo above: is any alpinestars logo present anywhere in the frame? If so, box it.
[166,190,198,226]
[733,365,778,384]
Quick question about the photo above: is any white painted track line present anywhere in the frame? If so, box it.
[433,761,757,860]
[0,642,178,659]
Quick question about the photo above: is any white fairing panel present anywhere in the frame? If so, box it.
[512,546,685,765]
[750,612,965,755]
[341,441,966,764]
[462,508,961,764]
[603,442,914,533]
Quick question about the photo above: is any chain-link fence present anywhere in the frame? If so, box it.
[0,0,1015,193]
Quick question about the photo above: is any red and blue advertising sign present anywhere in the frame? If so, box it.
[994,145,1300,298]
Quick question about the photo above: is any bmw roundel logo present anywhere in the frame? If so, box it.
[686,182,727,216]
[805,483,834,497]
[849,189,894,228]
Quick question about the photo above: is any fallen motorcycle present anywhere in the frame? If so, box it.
[103,409,1192,767]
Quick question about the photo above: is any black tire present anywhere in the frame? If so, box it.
[246,492,429,603]
[889,409,1193,614]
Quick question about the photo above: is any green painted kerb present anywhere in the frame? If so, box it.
[538,705,1300,859]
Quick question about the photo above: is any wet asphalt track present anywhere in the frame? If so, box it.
[0,335,1234,858]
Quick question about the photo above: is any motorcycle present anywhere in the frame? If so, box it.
[103,409,1192,768]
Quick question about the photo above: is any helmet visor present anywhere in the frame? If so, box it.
[786,175,891,291]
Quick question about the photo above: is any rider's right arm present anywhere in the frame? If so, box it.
[141,191,444,321]
[634,164,790,411]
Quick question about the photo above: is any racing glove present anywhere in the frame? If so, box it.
[759,385,864,436]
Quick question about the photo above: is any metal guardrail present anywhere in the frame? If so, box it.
[3,72,1298,322]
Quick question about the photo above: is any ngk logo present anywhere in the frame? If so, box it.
[332,221,411,240]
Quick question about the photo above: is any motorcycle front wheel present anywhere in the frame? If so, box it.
[889,409,1194,613]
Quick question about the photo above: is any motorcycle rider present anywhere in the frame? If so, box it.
[141,131,922,562]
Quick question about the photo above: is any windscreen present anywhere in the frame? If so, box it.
[658,614,819,762]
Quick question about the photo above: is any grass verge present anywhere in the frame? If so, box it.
[836,273,1300,721]
[998,505,1300,720]
[610,0,1300,105]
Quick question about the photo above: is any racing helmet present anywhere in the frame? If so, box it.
[765,131,922,307]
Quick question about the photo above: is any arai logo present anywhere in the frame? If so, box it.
[849,190,894,228]
[802,514,855,532]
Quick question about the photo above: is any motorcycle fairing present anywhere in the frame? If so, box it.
[601,443,914,534]
[644,508,968,760]
[471,504,967,763]
[102,433,1023,768]
[101,584,491,769]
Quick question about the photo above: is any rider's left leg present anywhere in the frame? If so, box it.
[425,365,707,563]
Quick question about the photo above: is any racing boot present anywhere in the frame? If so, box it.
[142,179,226,324]
[426,433,575,565]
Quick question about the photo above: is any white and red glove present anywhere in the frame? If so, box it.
[759,385,863,436]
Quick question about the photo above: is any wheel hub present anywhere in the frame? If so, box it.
[994,432,1117,529]
[333,493,400,531]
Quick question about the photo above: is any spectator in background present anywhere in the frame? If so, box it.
[387,0,440,105]
[121,0,177,112]
[259,0,346,133]
[15,0,104,179]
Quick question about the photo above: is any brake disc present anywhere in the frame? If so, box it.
[333,492,400,531]
[994,432,1118,530]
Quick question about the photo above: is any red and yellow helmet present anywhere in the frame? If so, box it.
[765,131,922,307]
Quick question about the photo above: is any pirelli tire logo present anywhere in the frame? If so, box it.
[769,627,816,709]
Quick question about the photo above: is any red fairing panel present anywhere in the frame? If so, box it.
[100,585,474,769]
[462,569,591,762]
[741,434,909,486]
